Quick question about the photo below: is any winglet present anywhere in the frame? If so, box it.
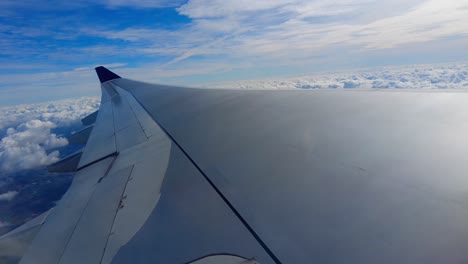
[95,66,121,83]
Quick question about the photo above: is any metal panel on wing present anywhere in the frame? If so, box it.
[20,157,115,264]
[114,77,468,264]
[59,166,133,264]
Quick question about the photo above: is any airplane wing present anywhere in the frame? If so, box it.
[1,66,468,263]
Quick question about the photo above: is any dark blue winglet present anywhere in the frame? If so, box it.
[95,66,121,83]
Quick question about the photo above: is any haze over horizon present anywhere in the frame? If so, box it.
[1,0,468,105]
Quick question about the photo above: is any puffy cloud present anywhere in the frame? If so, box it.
[0,97,99,131]
[0,97,99,174]
[0,190,18,201]
[0,120,67,172]
[210,63,468,90]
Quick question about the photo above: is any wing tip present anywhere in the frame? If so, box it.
[95,66,121,83]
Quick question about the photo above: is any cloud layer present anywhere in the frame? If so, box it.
[0,97,100,131]
[211,63,468,90]
[0,97,99,174]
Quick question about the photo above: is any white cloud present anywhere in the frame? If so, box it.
[98,0,183,8]
[0,97,99,174]
[224,0,468,56]
[0,120,67,172]
[348,0,468,49]
[0,69,101,105]
[0,0,182,12]
[177,0,294,18]
[0,190,18,201]
[0,97,100,131]
[209,62,468,90]
[85,0,468,70]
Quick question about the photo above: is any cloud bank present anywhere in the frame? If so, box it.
[211,63,468,90]
[0,97,100,131]
[0,97,99,174]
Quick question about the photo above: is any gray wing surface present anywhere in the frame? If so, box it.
[2,66,468,263]
[11,67,274,264]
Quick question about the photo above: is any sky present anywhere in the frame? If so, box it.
[0,0,468,105]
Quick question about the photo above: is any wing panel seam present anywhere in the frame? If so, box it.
[57,155,119,264]
[99,165,135,264]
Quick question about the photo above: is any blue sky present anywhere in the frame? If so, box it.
[0,0,467,105]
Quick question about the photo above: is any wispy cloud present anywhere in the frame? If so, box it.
[98,0,183,8]
[175,0,468,57]
[0,190,18,201]
[73,63,127,72]
[81,0,468,69]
